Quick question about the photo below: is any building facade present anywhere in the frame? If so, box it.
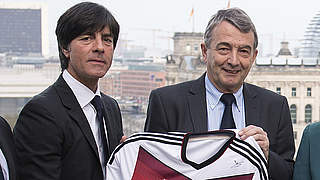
[173,32,203,57]
[166,32,206,85]
[100,58,167,103]
[100,69,166,102]
[0,62,60,127]
[247,63,320,149]
[0,3,49,56]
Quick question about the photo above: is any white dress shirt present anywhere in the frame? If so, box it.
[0,148,9,180]
[62,70,108,178]
[205,74,246,130]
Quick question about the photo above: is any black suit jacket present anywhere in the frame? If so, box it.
[13,75,123,180]
[0,116,18,180]
[144,73,295,180]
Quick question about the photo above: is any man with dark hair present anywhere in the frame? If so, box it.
[145,8,294,179]
[14,2,124,180]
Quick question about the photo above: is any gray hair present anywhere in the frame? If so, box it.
[204,8,258,49]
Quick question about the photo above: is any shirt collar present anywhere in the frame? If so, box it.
[205,74,221,108]
[62,70,101,108]
[205,74,243,111]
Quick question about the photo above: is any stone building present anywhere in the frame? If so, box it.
[166,32,206,85]
[100,58,166,103]
[247,61,320,149]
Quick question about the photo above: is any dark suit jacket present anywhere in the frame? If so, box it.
[144,73,295,180]
[0,116,18,180]
[13,75,123,180]
[293,122,320,180]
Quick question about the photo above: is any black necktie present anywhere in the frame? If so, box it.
[220,93,236,129]
[91,95,109,166]
[0,166,4,180]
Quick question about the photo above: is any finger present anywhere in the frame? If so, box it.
[257,140,270,160]
[257,140,269,149]
[252,133,268,142]
[239,125,256,136]
[240,126,266,140]
[245,126,265,136]
[120,136,127,143]
[252,133,269,150]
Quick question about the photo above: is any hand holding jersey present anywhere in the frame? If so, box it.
[239,125,270,161]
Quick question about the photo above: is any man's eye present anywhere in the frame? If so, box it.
[240,49,249,53]
[104,38,113,45]
[239,49,250,57]
[217,48,230,54]
[80,36,91,41]
[219,48,229,51]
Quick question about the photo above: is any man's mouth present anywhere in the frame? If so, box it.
[89,59,106,64]
[223,68,240,74]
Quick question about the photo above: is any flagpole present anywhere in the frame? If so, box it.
[189,7,195,32]
[192,10,195,32]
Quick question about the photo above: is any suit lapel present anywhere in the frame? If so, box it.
[54,75,100,159]
[187,73,208,132]
[243,83,260,126]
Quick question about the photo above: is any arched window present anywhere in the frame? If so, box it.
[290,104,297,124]
[305,104,312,123]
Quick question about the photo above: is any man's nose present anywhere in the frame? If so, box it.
[93,38,104,52]
[227,49,240,66]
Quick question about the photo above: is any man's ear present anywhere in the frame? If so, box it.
[252,49,258,64]
[62,48,70,58]
[201,43,208,63]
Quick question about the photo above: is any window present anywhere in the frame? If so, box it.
[276,87,281,95]
[307,87,312,96]
[291,87,296,97]
[305,104,312,123]
[186,44,191,52]
[293,131,297,140]
[290,104,297,124]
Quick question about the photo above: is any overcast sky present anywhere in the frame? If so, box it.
[4,0,320,56]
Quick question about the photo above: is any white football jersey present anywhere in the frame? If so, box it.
[106,130,268,180]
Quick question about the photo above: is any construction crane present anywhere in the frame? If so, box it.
[131,27,173,49]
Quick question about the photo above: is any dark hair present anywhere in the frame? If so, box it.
[55,2,120,70]
[204,8,258,50]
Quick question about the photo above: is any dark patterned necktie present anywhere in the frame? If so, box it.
[91,95,109,165]
[220,93,236,129]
